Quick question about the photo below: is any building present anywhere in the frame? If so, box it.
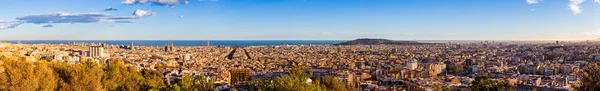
[130,41,135,50]
[88,46,104,58]
[184,54,191,61]
[165,40,174,53]
[230,69,252,84]
[101,42,108,47]
[207,40,210,46]
[407,59,418,70]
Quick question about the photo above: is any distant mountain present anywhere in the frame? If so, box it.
[334,38,430,45]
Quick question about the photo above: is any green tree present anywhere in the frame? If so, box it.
[252,67,326,91]
[141,69,166,90]
[177,74,215,91]
[470,76,511,91]
[0,57,40,90]
[54,59,104,91]
[576,63,600,91]
[317,76,358,91]
[179,75,196,91]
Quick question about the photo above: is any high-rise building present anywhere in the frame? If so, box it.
[88,46,104,58]
[200,40,203,46]
[130,41,135,50]
[165,40,174,53]
[207,40,210,46]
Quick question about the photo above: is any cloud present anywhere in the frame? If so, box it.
[15,12,118,24]
[526,0,541,4]
[134,10,157,17]
[568,0,585,15]
[122,0,190,6]
[1,11,156,30]
[42,24,53,28]
[595,0,600,4]
[104,7,118,11]
[110,9,157,19]
[0,22,22,30]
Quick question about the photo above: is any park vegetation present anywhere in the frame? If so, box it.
[0,56,358,91]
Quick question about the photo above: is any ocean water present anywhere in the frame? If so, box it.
[0,40,346,46]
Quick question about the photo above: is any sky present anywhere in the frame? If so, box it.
[0,0,599,40]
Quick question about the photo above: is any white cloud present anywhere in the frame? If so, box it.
[134,10,157,17]
[122,0,190,6]
[122,0,137,4]
[110,9,158,19]
[595,0,600,4]
[526,0,541,4]
[1,11,157,30]
[15,12,117,24]
[569,0,585,15]
[0,22,22,30]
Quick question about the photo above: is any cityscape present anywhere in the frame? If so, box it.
[1,0,600,91]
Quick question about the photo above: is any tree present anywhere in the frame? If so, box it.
[194,74,216,91]
[54,59,104,91]
[177,74,216,91]
[252,67,326,91]
[0,57,41,90]
[140,69,166,90]
[470,76,511,91]
[316,76,358,91]
[576,63,600,91]
[178,75,196,91]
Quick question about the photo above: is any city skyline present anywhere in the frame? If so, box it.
[0,0,599,40]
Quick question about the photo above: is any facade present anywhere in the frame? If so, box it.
[88,46,104,58]
[407,59,418,70]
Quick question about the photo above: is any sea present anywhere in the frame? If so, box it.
[0,40,345,46]
[0,40,557,46]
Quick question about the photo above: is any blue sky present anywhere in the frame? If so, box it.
[0,0,598,40]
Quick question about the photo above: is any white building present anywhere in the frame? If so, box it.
[88,46,104,58]
[406,59,418,70]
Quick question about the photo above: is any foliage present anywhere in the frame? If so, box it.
[575,63,600,91]
[0,57,169,91]
[252,67,326,91]
[446,64,464,75]
[316,76,358,91]
[470,76,511,91]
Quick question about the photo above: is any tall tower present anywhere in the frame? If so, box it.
[130,41,135,50]
[207,40,210,46]
[165,40,174,53]
[200,40,203,46]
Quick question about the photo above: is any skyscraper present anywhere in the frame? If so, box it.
[207,40,210,46]
[88,46,104,58]
[130,41,135,50]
